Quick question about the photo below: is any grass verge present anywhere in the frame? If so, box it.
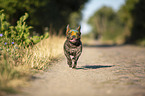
[0,36,65,95]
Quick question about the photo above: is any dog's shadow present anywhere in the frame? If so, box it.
[75,65,114,70]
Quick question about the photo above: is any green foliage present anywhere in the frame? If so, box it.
[129,0,145,43]
[118,0,139,23]
[0,10,49,52]
[0,10,31,49]
[88,0,145,45]
[14,13,32,45]
[88,6,115,38]
[69,12,82,28]
[0,0,88,35]
[118,0,139,41]
[88,6,125,44]
[118,0,145,45]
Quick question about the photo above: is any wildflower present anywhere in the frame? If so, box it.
[5,42,7,45]
[0,34,3,37]
[12,42,14,44]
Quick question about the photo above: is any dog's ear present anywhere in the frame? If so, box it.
[66,24,70,35]
[77,25,81,33]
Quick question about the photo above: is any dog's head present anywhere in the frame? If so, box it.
[66,24,81,43]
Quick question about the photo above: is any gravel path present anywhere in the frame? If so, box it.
[11,44,145,96]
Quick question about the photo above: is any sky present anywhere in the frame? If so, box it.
[80,0,126,34]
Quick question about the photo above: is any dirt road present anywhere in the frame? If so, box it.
[11,44,145,96]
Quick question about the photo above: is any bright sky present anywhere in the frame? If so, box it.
[80,0,126,34]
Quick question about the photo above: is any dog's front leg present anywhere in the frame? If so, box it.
[72,51,82,68]
[64,51,72,68]
[72,45,82,68]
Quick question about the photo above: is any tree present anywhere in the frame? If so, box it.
[118,0,140,43]
[0,0,88,35]
[118,0,145,44]
[87,0,145,45]
[88,6,124,42]
[130,0,145,42]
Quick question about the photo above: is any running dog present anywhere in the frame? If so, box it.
[64,24,82,68]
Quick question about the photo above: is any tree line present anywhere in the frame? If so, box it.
[0,0,88,35]
[88,0,145,45]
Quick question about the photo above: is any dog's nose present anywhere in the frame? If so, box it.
[72,35,76,38]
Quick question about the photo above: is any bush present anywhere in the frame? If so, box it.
[0,10,49,52]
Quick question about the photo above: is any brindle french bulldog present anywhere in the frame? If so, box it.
[64,24,82,68]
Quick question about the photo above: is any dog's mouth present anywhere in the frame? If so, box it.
[69,38,77,43]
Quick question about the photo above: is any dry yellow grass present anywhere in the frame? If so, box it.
[0,36,65,94]
[24,36,65,70]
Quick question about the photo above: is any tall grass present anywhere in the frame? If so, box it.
[0,10,65,94]
[24,36,65,70]
[0,36,65,95]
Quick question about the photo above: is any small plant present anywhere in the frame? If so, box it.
[0,10,49,51]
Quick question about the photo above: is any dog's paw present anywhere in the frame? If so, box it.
[72,66,76,69]
[68,63,72,68]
